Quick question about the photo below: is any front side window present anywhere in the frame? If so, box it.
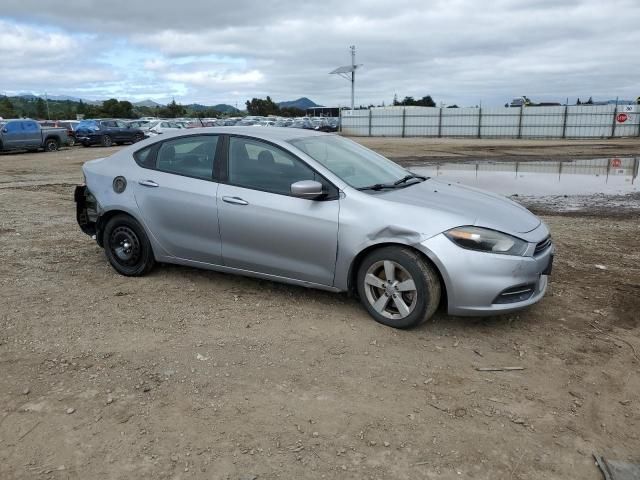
[289,135,409,189]
[116,120,127,128]
[228,137,324,196]
[154,135,218,180]
[23,121,39,132]
[5,122,23,133]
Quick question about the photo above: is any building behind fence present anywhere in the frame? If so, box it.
[340,104,640,138]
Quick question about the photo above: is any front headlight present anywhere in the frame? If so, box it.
[444,226,528,256]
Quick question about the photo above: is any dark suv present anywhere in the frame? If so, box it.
[75,119,145,147]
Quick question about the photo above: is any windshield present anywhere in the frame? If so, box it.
[289,135,411,189]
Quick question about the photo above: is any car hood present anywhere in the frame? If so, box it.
[379,178,540,235]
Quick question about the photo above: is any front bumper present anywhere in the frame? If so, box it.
[418,232,554,316]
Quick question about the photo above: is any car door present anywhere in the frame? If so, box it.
[217,136,340,286]
[2,121,26,148]
[115,120,130,141]
[133,134,223,264]
[22,121,42,148]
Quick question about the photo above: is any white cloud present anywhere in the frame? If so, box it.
[0,0,639,105]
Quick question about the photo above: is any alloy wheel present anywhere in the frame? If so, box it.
[363,260,418,320]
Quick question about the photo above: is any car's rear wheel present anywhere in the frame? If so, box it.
[67,137,76,147]
[133,133,144,143]
[356,247,441,329]
[103,215,155,276]
[101,135,113,147]
[44,138,59,152]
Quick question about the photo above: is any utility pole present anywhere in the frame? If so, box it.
[350,45,356,110]
[45,92,50,120]
[330,46,363,111]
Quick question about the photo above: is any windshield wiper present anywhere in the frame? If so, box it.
[356,183,397,191]
[393,174,428,185]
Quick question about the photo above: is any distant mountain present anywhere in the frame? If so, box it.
[277,97,321,110]
[134,99,163,108]
[213,104,240,113]
[186,103,239,114]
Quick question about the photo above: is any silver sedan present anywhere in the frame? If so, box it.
[75,127,554,329]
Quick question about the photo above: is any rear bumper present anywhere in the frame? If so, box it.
[74,185,98,237]
[417,232,554,316]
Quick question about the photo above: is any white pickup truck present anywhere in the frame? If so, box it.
[0,119,70,152]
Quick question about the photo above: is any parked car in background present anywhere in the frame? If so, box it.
[0,119,69,152]
[40,120,80,146]
[74,127,553,329]
[145,120,184,136]
[126,120,151,129]
[76,119,145,147]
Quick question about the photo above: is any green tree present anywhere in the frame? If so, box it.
[36,98,47,119]
[245,96,280,116]
[101,98,134,118]
[394,95,436,107]
[0,97,17,118]
[158,99,186,118]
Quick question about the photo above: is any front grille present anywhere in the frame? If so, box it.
[534,236,552,255]
[493,284,536,304]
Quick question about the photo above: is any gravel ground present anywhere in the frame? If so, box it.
[0,141,639,479]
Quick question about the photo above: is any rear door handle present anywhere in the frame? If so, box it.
[222,196,249,206]
[138,180,159,188]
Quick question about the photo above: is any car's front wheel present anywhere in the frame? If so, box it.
[103,214,155,276]
[356,247,441,329]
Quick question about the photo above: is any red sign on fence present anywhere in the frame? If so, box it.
[616,113,629,123]
[611,158,622,168]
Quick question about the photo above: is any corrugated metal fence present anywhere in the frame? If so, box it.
[341,104,640,138]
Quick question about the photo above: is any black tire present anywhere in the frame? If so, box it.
[356,246,441,329]
[67,137,76,147]
[82,142,90,148]
[44,138,59,152]
[133,133,144,143]
[101,135,113,147]
[103,214,155,276]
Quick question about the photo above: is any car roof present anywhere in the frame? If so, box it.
[145,126,330,143]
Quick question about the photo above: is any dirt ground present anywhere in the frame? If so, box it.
[1,140,639,480]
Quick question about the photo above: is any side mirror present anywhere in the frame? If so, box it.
[291,180,324,199]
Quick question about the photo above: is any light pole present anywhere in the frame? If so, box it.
[330,45,362,110]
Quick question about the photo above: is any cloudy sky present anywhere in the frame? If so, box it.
[1,0,638,107]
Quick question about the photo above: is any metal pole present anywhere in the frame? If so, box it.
[45,92,50,120]
[517,106,523,139]
[477,107,482,139]
[438,107,443,138]
[401,108,406,138]
[350,45,355,111]
[611,97,618,138]
[368,108,372,137]
[562,104,568,138]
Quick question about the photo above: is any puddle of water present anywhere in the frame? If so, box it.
[410,157,639,197]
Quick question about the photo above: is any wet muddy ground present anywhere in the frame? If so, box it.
[0,140,639,479]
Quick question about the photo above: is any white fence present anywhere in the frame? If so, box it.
[340,104,640,138]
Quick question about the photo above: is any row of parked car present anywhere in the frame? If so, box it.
[0,116,340,153]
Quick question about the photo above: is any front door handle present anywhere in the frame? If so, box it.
[138,180,159,188]
[222,196,249,206]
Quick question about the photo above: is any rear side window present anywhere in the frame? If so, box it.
[135,135,218,180]
[23,121,39,132]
